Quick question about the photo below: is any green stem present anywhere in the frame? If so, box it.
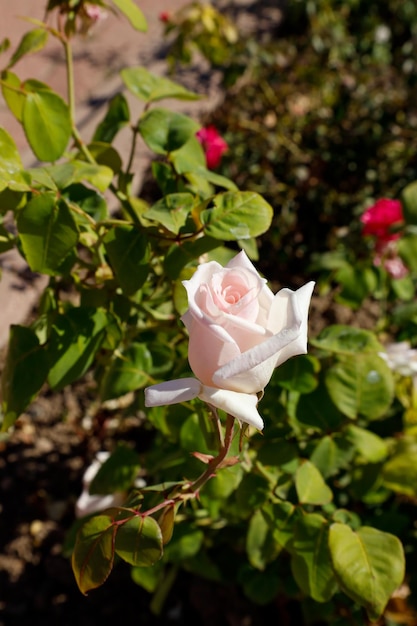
[63,37,76,126]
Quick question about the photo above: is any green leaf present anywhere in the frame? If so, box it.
[382,439,417,497]
[262,501,297,550]
[1,71,25,121]
[103,225,150,295]
[0,38,10,55]
[0,126,29,191]
[85,142,123,175]
[138,108,200,154]
[247,509,280,571]
[72,514,116,594]
[201,191,273,240]
[334,264,376,308]
[325,354,394,420]
[295,460,333,505]
[239,565,281,605]
[100,343,153,400]
[115,515,163,566]
[291,513,338,602]
[144,193,195,234]
[131,561,164,592]
[110,0,147,31]
[170,135,206,173]
[89,445,140,495]
[47,307,112,390]
[311,325,383,354]
[45,161,114,192]
[164,236,221,280]
[309,435,354,478]
[17,194,78,274]
[8,28,48,68]
[63,183,108,222]
[401,180,417,226]
[398,234,417,273]
[163,523,204,562]
[344,425,388,463]
[93,93,130,143]
[23,89,71,161]
[295,384,344,432]
[121,66,199,103]
[185,166,238,191]
[329,523,405,621]
[273,354,319,393]
[1,325,49,431]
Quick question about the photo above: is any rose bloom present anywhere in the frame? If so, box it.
[145,251,314,430]
[196,126,228,169]
[159,11,171,22]
[360,198,403,245]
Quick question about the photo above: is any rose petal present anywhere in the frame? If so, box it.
[145,378,201,406]
[213,282,315,393]
[198,385,263,430]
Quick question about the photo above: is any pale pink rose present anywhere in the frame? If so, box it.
[383,256,409,279]
[84,3,108,22]
[145,251,314,430]
[196,126,228,169]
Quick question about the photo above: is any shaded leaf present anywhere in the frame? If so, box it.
[291,513,338,602]
[17,194,78,274]
[93,93,130,143]
[1,325,49,431]
[103,225,150,295]
[72,514,116,594]
[115,516,163,566]
[47,307,112,390]
[89,445,140,495]
[138,108,200,154]
[100,343,153,400]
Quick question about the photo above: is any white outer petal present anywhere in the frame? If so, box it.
[198,385,263,430]
[75,491,125,519]
[144,378,202,406]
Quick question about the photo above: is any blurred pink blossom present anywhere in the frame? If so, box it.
[196,126,228,169]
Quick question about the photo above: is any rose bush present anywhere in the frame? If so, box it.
[145,251,314,429]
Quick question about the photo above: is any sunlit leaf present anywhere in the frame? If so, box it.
[295,460,333,505]
[22,89,71,161]
[329,523,405,621]
[8,28,48,68]
[201,191,273,240]
[121,66,199,102]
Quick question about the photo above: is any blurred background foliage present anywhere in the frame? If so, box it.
[165,0,417,282]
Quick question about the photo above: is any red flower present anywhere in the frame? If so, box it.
[360,198,403,245]
[159,11,171,23]
[196,126,228,169]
